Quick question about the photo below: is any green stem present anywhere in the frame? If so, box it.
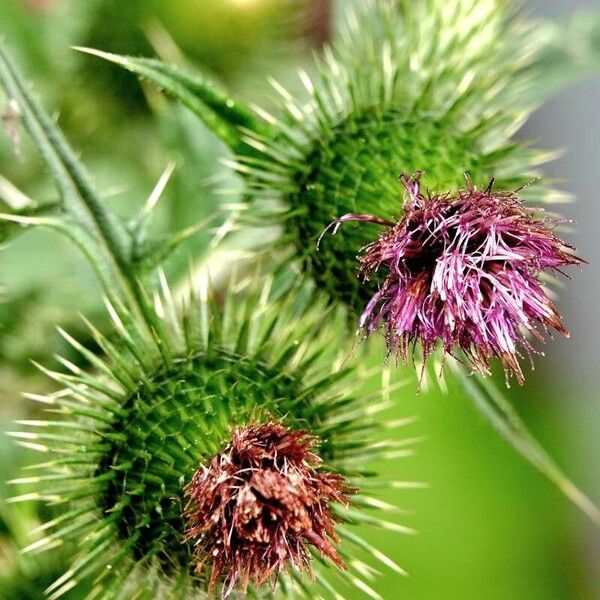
[0,42,164,343]
[452,364,600,525]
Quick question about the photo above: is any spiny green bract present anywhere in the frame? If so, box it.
[10,271,418,600]
[238,0,556,312]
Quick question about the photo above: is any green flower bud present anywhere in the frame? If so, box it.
[239,0,553,312]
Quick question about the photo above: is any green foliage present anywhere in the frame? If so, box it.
[76,0,154,114]
[0,41,221,337]
[149,0,288,81]
[0,502,89,600]
[74,48,263,158]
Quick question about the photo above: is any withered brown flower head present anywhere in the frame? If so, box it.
[183,421,352,596]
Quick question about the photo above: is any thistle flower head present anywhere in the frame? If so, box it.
[184,421,351,596]
[11,272,416,599]
[330,173,583,384]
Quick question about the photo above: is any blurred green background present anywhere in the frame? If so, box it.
[0,0,598,598]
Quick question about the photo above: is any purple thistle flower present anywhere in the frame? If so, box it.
[323,172,584,384]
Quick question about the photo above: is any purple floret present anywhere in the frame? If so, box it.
[324,172,584,384]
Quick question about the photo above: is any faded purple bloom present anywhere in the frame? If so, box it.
[324,172,584,384]
[183,422,351,597]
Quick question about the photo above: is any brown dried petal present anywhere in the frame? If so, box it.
[183,422,352,596]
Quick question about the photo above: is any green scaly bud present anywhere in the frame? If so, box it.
[10,272,419,599]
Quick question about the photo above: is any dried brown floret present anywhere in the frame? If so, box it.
[183,422,352,597]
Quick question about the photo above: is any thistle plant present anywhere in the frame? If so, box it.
[73,0,600,524]
[84,0,557,308]
[1,0,600,598]
[183,421,351,594]
[76,0,583,373]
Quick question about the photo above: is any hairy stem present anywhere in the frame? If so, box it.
[0,42,164,341]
